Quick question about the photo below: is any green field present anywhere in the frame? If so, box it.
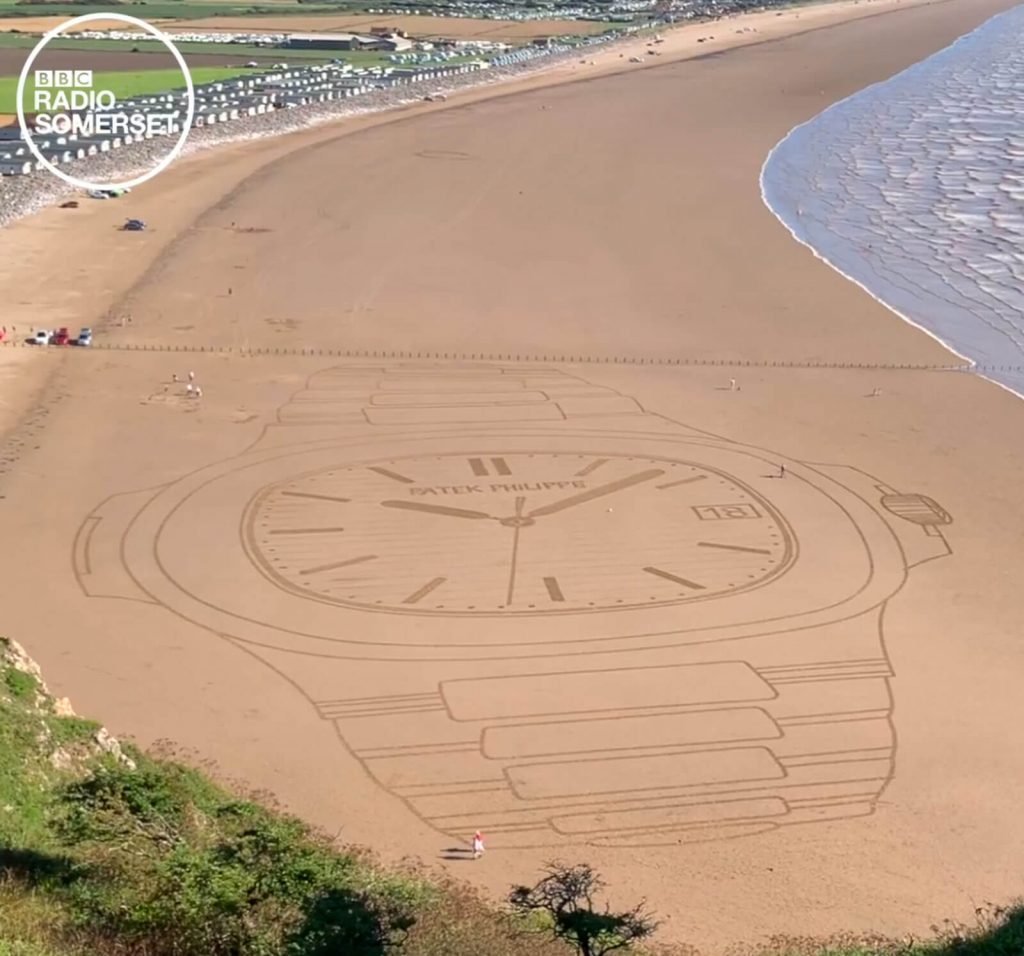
[0,65,264,111]
[0,33,494,93]
[0,0,356,16]
[0,32,489,70]
[0,32,334,60]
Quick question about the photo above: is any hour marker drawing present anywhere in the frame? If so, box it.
[698,541,772,555]
[657,475,707,490]
[544,577,565,602]
[269,527,347,536]
[575,458,609,477]
[281,491,351,503]
[368,467,415,484]
[299,554,378,576]
[468,457,512,476]
[643,566,706,590]
[403,576,446,605]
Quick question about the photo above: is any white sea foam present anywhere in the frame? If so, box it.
[760,5,1024,398]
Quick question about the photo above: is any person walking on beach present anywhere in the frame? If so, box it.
[472,830,485,859]
[188,370,195,382]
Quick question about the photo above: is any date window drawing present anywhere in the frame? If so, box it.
[692,503,762,520]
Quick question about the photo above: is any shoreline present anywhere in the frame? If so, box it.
[0,0,953,231]
[759,2,1024,403]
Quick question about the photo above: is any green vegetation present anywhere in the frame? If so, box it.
[0,33,487,82]
[43,715,101,746]
[0,65,267,110]
[0,1,356,17]
[0,634,1021,956]
[765,909,1024,956]
[3,667,37,701]
[0,637,570,956]
[0,31,337,61]
[510,863,658,956]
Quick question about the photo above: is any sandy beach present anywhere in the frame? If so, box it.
[2,0,1023,949]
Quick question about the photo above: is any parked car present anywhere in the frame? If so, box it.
[51,327,71,346]
[122,219,146,232]
[25,330,50,345]
[75,328,93,347]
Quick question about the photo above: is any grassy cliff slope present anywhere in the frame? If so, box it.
[0,635,1020,956]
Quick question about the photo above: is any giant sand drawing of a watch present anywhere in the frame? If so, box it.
[76,364,952,847]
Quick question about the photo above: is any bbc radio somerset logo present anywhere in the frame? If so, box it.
[16,13,196,191]
[33,69,182,138]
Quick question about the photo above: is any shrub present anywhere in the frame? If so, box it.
[3,669,38,703]
[45,718,101,748]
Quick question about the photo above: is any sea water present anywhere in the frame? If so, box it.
[761,5,1024,398]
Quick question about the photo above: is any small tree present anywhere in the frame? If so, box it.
[508,862,659,956]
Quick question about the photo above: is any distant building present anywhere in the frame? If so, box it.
[284,33,369,51]
[373,34,413,52]
[283,31,412,52]
[369,25,408,38]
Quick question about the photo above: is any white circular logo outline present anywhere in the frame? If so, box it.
[16,13,196,191]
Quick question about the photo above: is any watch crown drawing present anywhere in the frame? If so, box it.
[74,364,952,848]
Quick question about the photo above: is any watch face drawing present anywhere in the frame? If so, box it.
[246,452,792,615]
[74,364,954,849]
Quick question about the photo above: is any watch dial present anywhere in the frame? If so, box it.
[246,452,792,615]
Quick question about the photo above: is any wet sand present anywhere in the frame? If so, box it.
[1,0,1023,949]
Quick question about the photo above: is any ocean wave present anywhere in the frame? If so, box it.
[760,5,1024,399]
